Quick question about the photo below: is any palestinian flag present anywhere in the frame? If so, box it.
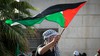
[5,1,86,28]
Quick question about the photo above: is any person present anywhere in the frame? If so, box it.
[32,50,36,56]
[82,52,87,56]
[95,49,100,56]
[19,53,25,56]
[35,29,61,56]
[73,51,81,56]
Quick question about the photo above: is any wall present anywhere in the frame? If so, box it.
[29,0,100,56]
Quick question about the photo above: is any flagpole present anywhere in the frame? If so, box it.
[60,28,66,35]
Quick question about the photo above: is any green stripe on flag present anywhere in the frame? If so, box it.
[5,19,13,25]
[16,17,45,26]
[46,12,65,28]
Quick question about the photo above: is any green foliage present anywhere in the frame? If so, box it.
[0,0,36,20]
[0,0,36,56]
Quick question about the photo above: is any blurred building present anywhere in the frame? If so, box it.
[27,0,100,56]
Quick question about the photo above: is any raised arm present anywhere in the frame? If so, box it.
[38,35,61,55]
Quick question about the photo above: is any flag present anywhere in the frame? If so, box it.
[44,1,86,28]
[5,1,86,27]
[5,17,45,26]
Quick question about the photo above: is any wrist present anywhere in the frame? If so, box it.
[50,40,56,45]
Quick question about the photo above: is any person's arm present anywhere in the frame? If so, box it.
[38,35,61,55]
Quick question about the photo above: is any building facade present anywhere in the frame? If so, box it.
[28,0,100,56]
